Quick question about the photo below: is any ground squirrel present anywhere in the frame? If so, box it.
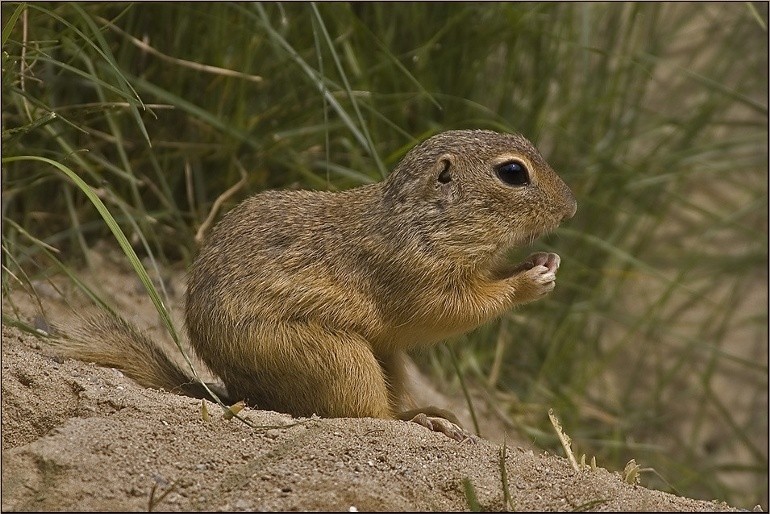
[55,129,577,440]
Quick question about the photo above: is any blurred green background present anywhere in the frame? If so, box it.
[2,2,767,508]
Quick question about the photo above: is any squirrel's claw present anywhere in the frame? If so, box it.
[408,412,476,443]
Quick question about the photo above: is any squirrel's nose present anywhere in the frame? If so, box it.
[562,187,577,220]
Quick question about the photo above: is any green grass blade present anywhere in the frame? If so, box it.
[2,2,26,46]
[2,156,181,349]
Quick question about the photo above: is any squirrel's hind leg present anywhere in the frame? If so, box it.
[378,351,475,442]
[225,322,393,420]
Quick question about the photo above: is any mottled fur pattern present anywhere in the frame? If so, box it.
[55,130,577,430]
[185,130,576,418]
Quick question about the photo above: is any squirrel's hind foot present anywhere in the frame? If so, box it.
[397,406,476,442]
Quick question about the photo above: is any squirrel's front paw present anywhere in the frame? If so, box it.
[510,252,561,301]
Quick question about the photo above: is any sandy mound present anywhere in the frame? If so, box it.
[2,324,740,512]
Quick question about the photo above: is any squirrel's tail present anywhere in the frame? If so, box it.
[50,313,228,402]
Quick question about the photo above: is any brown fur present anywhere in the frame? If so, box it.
[55,130,577,427]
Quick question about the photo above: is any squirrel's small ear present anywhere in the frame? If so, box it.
[436,154,454,184]
[438,161,452,184]
[430,154,459,202]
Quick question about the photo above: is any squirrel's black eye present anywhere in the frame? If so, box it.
[495,161,529,186]
[438,160,452,184]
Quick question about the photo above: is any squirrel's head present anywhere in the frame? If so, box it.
[382,129,577,264]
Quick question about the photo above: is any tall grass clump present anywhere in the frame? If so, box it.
[2,2,766,507]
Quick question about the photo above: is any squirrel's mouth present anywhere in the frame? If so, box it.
[510,226,550,251]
